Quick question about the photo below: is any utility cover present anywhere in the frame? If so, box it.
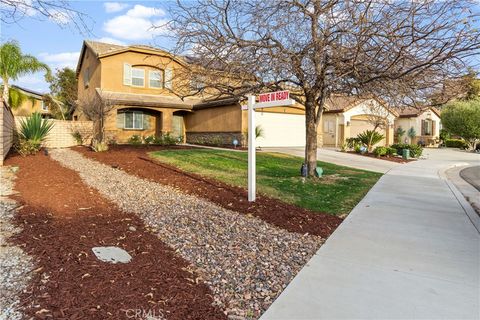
[92,246,132,264]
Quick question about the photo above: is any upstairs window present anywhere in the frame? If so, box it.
[83,67,90,88]
[149,70,163,88]
[131,68,145,87]
[124,111,144,129]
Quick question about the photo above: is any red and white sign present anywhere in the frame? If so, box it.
[255,90,294,109]
[258,90,290,103]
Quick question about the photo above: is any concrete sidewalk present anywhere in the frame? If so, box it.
[262,147,399,173]
[262,149,480,319]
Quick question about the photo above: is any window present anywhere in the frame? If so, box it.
[324,120,334,133]
[41,101,48,111]
[83,67,90,88]
[131,68,145,87]
[422,119,433,135]
[149,70,163,88]
[124,111,144,129]
[190,76,204,91]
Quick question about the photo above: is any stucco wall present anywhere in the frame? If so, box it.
[185,105,242,133]
[78,46,102,100]
[12,97,50,117]
[15,117,94,148]
[394,109,441,144]
[1,100,15,165]
[100,51,182,95]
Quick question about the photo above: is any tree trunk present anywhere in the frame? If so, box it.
[305,95,318,177]
[2,78,9,104]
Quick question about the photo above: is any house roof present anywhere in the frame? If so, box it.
[397,106,441,118]
[96,89,201,109]
[11,85,44,99]
[323,95,399,117]
[76,40,188,74]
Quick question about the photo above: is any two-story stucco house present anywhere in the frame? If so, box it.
[10,85,51,118]
[73,40,411,148]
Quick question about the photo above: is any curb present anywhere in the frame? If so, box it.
[438,163,480,233]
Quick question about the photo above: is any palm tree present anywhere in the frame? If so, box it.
[0,41,50,104]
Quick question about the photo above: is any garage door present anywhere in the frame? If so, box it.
[350,119,386,146]
[255,111,306,147]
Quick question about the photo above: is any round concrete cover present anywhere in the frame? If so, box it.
[92,246,132,264]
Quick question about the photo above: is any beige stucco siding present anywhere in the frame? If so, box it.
[12,97,50,117]
[78,46,101,99]
[394,109,441,145]
[185,105,242,133]
[100,52,182,96]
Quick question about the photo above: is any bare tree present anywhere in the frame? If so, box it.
[76,89,114,142]
[0,0,91,33]
[167,0,480,176]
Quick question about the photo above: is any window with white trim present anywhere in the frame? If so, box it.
[149,70,163,88]
[41,101,48,111]
[131,68,145,87]
[124,111,144,129]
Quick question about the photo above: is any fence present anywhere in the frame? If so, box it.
[0,99,15,165]
[15,117,94,148]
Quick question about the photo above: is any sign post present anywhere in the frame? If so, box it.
[247,95,256,201]
[247,90,295,202]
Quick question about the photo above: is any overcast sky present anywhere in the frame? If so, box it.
[1,1,173,92]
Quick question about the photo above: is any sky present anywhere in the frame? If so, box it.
[0,1,174,92]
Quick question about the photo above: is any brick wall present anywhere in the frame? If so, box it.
[0,100,15,165]
[15,117,94,148]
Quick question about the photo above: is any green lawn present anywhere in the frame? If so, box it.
[150,149,381,216]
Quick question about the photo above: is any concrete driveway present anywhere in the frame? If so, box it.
[262,147,399,173]
[262,148,480,319]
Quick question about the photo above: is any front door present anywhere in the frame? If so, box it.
[172,115,184,139]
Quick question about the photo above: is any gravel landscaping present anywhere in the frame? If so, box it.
[0,166,33,320]
[50,149,323,319]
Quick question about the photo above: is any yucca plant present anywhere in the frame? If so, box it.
[18,112,54,146]
[357,130,385,152]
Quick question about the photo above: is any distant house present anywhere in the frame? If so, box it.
[320,96,398,148]
[394,107,441,146]
[10,85,51,118]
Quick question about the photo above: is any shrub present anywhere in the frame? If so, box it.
[395,127,406,143]
[128,134,142,145]
[391,143,423,158]
[407,127,416,140]
[445,139,469,149]
[15,139,41,156]
[373,146,388,157]
[71,130,83,145]
[152,133,179,146]
[91,140,109,152]
[16,112,54,155]
[439,129,451,142]
[346,137,362,149]
[143,135,155,145]
[386,147,397,156]
[356,130,384,151]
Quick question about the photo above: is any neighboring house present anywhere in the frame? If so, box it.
[320,96,398,148]
[10,85,51,117]
[73,40,307,146]
[394,107,441,146]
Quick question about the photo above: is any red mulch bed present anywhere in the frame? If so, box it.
[74,145,342,238]
[347,151,415,163]
[6,152,226,320]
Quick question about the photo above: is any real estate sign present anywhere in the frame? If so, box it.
[247,91,295,202]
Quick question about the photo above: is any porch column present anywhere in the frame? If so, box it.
[162,110,173,133]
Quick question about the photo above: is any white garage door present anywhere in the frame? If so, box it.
[255,111,306,147]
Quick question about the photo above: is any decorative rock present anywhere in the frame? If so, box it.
[92,246,132,264]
